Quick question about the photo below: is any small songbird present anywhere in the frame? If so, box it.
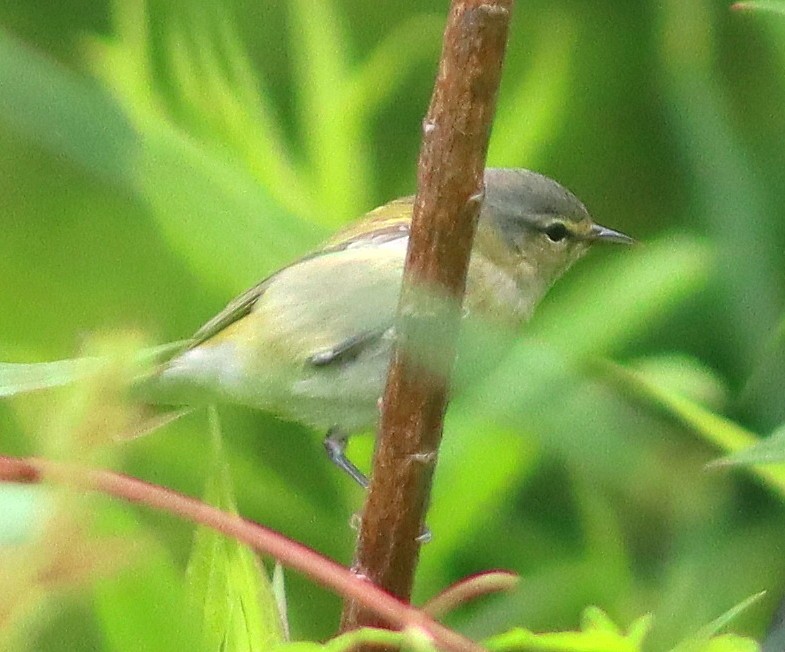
[141,168,633,487]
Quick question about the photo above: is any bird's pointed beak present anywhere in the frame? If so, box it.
[590,223,635,245]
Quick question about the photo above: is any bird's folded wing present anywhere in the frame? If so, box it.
[188,201,414,361]
[247,233,409,363]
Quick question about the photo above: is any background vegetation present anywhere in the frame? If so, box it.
[1,0,785,650]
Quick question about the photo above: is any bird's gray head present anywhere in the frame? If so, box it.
[479,168,632,292]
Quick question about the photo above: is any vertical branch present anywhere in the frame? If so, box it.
[341,0,514,634]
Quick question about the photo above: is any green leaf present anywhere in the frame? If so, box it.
[693,591,766,638]
[605,362,785,499]
[0,343,180,398]
[0,24,322,298]
[484,607,648,651]
[289,0,368,224]
[345,15,443,122]
[418,414,538,587]
[530,235,713,358]
[489,9,577,167]
[132,118,321,294]
[0,28,137,188]
[323,627,431,652]
[660,6,782,373]
[713,425,785,467]
[184,408,285,652]
[163,4,315,220]
[695,636,760,652]
[93,506,207,652]
[0,359,100,397]
[627,616,655,649]
[670,592,765,652]
[450,329,662,496]
[272,563,290,641]
[580,606,624,635]
[625,355,729,412]
[605,363,757,453]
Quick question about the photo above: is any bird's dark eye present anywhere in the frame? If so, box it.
[544,223,569,242]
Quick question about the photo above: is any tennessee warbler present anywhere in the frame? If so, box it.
[146,168,632,486]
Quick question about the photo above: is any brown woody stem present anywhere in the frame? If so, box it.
[340,0,514,636]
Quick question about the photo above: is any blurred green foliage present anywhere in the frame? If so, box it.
[1,0,785,650]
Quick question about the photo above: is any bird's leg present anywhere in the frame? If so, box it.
[324,428,432,543]
[323,428,369,489]
[324,427,431,543]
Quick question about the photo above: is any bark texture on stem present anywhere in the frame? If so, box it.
[341,0,514,635]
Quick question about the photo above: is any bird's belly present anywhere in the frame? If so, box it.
[282,339,392,432]
[154,334,391,433]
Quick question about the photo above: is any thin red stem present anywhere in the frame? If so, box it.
[0,455,482,652]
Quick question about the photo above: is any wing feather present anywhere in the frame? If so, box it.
[187,198,413,351]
